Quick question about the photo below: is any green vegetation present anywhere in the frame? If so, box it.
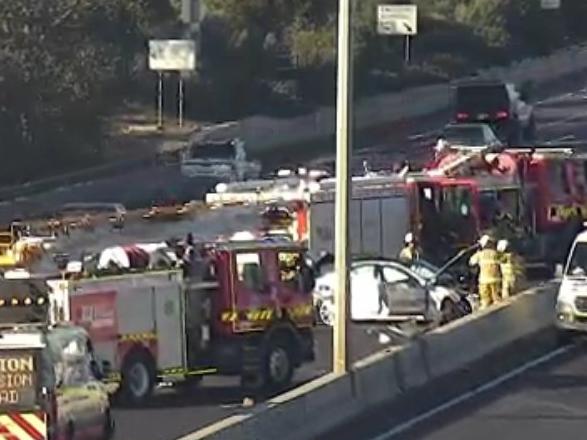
[2,0,587,184]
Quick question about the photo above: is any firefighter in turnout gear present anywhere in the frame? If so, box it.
[497,239,522,299]
[469,234,501,309]
[399,232,420,266]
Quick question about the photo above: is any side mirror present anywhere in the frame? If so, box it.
[555,264,564,279]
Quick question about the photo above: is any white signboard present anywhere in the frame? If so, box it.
[148,40,196,71]
[541,0,560,9]
[377,5,418,36]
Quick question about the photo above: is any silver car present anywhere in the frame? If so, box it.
[313,259,473,326]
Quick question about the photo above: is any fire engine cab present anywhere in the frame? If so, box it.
[48,240,315,404]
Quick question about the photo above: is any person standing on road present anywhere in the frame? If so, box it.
[399,232,421,266]
[469,234,501,309]
[497,239,523,299]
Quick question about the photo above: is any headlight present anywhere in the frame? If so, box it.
[314,284,334,299]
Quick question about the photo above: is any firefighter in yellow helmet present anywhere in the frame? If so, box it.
[469,234,501,309]
[398,232,421,266]
[497,239,522,299]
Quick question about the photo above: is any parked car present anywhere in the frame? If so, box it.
[441,122,503,150]
[180,138,262,182]
[313,258,473,327]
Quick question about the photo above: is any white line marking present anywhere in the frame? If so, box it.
[369,345,572,440]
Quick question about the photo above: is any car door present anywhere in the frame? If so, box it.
[349,263,381,320]
[380,264,429,319]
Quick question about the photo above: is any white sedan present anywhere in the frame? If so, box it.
[313,259,472,327]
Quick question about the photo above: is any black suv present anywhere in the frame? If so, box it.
[452,79,536,145]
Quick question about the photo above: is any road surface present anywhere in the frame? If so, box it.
[323,337,587,440]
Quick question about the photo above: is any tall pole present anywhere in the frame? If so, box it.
[157,71,164,129]
[333,0,352,375]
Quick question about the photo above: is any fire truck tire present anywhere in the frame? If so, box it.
[263,336,294,390]
[120,351,156,405]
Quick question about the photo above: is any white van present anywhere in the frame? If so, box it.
[556,230,587,340]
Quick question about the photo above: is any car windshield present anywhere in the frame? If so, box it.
[443,126,486,145]
[566,242,587,277]
[456,85,509,113]
[411,261,438,279]
[190,143,235,160]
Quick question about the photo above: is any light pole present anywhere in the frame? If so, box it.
[333,0,352,375]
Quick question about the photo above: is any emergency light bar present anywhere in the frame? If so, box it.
[0,279,50,326]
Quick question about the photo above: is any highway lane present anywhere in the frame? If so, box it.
[333,340,587,440]
[111,324,395,440]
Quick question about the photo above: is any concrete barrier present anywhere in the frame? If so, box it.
[179,282,559,440]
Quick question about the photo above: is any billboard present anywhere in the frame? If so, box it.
[148,39,196,71]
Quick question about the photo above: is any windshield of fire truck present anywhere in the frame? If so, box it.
[439,185,476,242]
[478,189,519,228]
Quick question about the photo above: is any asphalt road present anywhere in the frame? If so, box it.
[324,338,587,440]
[392,341,587,440]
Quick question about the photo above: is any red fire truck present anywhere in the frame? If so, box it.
[48,240,315,404]
[429,144,587,273]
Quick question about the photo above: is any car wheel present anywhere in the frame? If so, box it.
[263,337,294,390]
[317,300,335,327]
[440,299,459,325]
[121,351,156,405]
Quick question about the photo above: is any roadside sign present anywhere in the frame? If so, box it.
[377,4,418,36]
[541,0,560,9]
[148,39,196,71]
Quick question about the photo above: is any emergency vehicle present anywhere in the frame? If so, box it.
[205,174,317,242]
[0,223,47,270]
[0,278,114,440]
[47,240,315,404]
[430,144,587,273]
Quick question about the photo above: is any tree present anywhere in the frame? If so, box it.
[0,0,175,183]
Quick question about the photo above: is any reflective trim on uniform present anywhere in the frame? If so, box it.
[470,249,501,283]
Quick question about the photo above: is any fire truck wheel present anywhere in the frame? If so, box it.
[121,351,156,404]
[264,336,294,389]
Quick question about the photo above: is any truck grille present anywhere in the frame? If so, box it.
[575,296,587,313]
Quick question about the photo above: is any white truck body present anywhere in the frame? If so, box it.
[309,176,411,259]
[48,271,190,380]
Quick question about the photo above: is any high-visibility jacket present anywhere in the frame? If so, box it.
[499,252,523,279]
[399,245,419,265]
[469,248,501,284]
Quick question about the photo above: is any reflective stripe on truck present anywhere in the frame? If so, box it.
[0,412,46,440]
